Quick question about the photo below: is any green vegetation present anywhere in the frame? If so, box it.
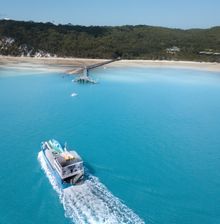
[0,20,220,62]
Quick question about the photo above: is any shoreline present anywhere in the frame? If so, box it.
[0,56,220,73]
[108,60,220,73]
[0,56,109,73]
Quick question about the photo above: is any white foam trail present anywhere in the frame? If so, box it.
[38,152,145,224]
[38,151,62,195]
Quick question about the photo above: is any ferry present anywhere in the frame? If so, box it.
[41,139,84,188]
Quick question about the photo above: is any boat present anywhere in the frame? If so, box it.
[70,92,78,97]
[41,139,84,188]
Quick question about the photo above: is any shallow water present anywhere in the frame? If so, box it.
[0,66,220,223]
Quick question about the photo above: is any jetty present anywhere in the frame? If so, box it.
[69,58,119,84]
[74,68,97,84]
[86,59,117,71]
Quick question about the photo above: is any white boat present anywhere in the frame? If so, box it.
[70,92,78,97]
[40,139,84,188]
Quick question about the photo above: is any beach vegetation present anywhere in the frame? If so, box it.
[0,20,220,62]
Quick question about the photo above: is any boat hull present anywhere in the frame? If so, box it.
[41,149,72,189]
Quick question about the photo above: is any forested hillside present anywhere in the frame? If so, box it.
[0,20,220,61]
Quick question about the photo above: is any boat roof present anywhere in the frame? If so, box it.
[55,151,82,167]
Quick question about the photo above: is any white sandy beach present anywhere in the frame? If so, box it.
[0,56,220,73]
[0,56,108,72]
[108,60,220,73]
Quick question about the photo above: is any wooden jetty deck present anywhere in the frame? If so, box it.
[68,59,117,74]
[86,59,117,70]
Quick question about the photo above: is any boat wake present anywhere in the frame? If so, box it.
[38,151,144,224]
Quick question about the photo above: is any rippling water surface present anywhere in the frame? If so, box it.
[0,66,220,224]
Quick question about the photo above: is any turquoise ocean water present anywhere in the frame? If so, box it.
[0,66,220,224]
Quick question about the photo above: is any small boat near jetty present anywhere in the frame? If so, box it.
[70,92,78,97]
[40,139,84,188]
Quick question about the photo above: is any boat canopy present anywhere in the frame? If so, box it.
[48,139,64,153]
